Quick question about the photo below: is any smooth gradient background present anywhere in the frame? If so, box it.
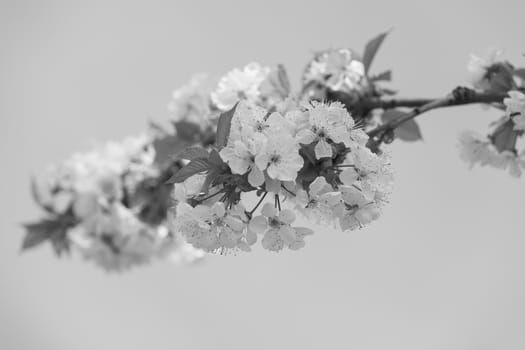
[1,1,525,349]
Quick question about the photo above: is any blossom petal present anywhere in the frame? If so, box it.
[248,215,268,233]
[261,203,276,218]
[314,139,333,159]
[278,209,296,224]
[248,166,265,187]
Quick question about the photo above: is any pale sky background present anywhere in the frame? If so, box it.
[1,1,525,349]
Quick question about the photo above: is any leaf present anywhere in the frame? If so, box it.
[363,31,390,74]
[173,121,202,142]
[166,158,210,184]
[30,177,54,213]
[215,104,238,149]
[381,110,423,142]
[153,134,191,167]
[22,218,71,252]
[276,64,291,95]
[488,63,515,93]
[514,68,525,81]
[200,150,228,194]
[267,64,292,97]
[175,146,209,161]
[369,70,392,82]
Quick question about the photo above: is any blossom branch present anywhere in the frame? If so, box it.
[366,87,508,150]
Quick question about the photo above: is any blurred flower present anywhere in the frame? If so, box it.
[211,62,271,111]
[303,48,367,94]
[168,74,216,128]
[504,90,525,130]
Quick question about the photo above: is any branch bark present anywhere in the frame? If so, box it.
[365,87,508,149]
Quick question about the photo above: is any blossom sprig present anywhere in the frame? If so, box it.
[457,50,525,177]
[25,31,525,272]
[24,134,205,271]
[168,99,393,254]
[459,90,525,177]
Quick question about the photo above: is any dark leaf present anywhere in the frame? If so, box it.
[299,144,317,165]
[149,120,169,135]
[215,104,238,149]
[201,168,221,194]
[50,237,70,257]
[173,121,202,142]
[153,134,191,167]
[363,31,390,73]
[381,110,423,142]
[22,218,71,252]
[166,158,210,184]
[488,63,515,93]
[369,70,392,82]
[175,146,209,161]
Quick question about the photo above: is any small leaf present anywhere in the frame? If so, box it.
[149,120,169,135]
[30,177,54,213]
[488,63,515,93]
[362,31,390,73]
[277,64,291,95]
[215,104,238,149]
[299,144,317,165]
[22,218,71,252]
[166,158,210,184]
[369,70,392,82]
[513,68,525,81]
[381,110,423,142]
[208,149,225,167]
[201,169,218,194]
[173,121,202,142]
[175,146,209,161]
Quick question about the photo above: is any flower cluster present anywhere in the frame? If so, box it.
[170,100,393,253]
[211,62,291,112]
[459,91,525,178]
[303,48,368,98]
[29,135,204,271]
[467,49,524,93]
[168,73,216,128]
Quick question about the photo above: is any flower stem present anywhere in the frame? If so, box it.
[249,192,267,215]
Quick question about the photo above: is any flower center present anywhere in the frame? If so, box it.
[269,217,281,228]
[255,121,267,132]
[270,154,281,164]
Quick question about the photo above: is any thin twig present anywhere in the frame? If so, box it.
[249,192,267,215]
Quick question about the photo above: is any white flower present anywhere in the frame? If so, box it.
[294,177,343,224]
[255,132,303,182]
[228,101,293,141]
[174,202,248,253]
[467,49,502,91]
[68,203,174,272]
[248,203,313,251]
[296,102,354,159]
[168,74,215,128]
[219,134,266,187]
[304,48,367,93]
[211,62,270,111]
[458,130,495,168]
[458,130,525,177]
[504,90,525,130]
